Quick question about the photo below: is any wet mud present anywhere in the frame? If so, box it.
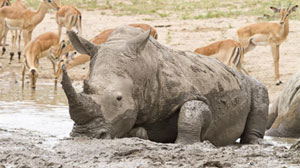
[1,128,300,168]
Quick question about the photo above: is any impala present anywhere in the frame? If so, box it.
[56,5,82,39]
[4,0,28,62]
[194,39,247,74]
[21,32,60,89]
[237,4,298,85]
[0,0,60,63]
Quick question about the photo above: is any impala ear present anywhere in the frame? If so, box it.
[67,31,98,57]
[290,5,298,12]
[270,6,281,13]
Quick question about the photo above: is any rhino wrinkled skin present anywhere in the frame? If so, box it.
[267,70,300,138]
[61,25,269,146]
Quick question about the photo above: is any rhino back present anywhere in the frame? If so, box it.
[130,39,252,128]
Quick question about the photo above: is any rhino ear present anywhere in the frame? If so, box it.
[67,31,98,57]
[126,29,151,54]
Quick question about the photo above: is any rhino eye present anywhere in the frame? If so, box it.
[116,96,122,101]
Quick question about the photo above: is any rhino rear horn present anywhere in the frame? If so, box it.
[67,31,98,57]
[126,29,151,54]
[61,64,101,124]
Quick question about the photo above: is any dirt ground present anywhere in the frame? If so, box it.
[1,10,300,168]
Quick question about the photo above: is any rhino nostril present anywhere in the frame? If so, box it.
[116,95,122,101]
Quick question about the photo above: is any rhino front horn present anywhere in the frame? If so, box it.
[61,64,101,124]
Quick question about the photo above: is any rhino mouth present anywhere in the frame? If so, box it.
[70,117,111,139]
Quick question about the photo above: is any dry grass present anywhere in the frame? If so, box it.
[13,0,298,20]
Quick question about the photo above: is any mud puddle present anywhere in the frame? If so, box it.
[0,82,73,139]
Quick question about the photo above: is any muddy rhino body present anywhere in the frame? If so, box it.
[62,25,269,146]
[267,70,300,138]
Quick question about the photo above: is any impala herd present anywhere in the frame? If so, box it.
[0,0,297,88]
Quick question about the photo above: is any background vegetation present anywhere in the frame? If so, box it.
[16,0,300,20]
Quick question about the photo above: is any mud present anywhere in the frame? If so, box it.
[1,128,300,168]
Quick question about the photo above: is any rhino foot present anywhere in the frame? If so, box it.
[175,100,212,145]
[127,127,148,140]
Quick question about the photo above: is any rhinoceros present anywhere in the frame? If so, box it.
[61,25,269,146]
[267,70,300,137]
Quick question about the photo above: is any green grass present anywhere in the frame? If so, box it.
[19,0,300,20]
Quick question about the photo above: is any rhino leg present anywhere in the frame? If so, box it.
[175,100,212,144]
[127,127,149,140]
[240,84,268,144]
[266,98,279,130]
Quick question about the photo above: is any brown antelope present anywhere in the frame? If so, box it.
[0,0,10,51]
[54,24,158,81]
[0,0,60,63]
[21,32,60,89]
[3,0,28,63]
[237,4,298,85]
[56,5,82,39]
[194,39,248,74]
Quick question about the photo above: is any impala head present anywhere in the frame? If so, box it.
[0,0,11,7]
[53,38,75,59]
[270,4,298,25]
[55,51,77,79]
[42,0,60,10]
[29,68,38,89]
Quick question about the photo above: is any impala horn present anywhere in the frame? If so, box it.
[280,2,282,10]
[61,64,101,124]
[287,2,291,10]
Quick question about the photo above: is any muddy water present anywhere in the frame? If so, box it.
[0,82,73,138]
[0,81,298,148]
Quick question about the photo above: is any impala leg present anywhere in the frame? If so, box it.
[28,31,33,42]
[66,25,73,33]
[65,15,74,34]
[76,15,82,35]
[239,47,249,75]
[48,55,58,87]
[48,56,56,75]
[271,44,281,85]
[1,28,8,57]
[9,30,17,64]
[58,25,62,40]
[22,63,26,88]
[23,30,29,46]
[18,30,22,62]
